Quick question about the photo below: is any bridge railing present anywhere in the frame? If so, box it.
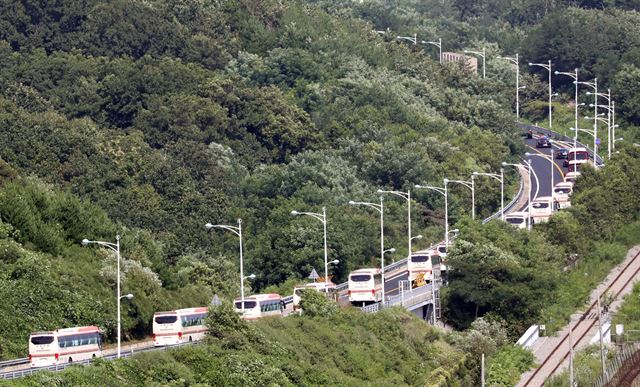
[592,342,640,387]
[360,283,436,314]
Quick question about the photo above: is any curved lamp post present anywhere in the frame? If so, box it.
[473,169,505,220]
[82,235,132,359]
[349,198,386,302]
[205,219,249,311]
[291,207,329,285]
[464,48,486,78]
[414,180,448,245]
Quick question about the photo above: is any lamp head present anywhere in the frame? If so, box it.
[204,223,214,230]
[414,234,423,240]
[124,293,134,300]
[330,259,340,265]
[348,200,356,205]
[443,178,449,183]
[81,238,90,246]
[414,184,422,188]
[388,248,396,253]
[376,189,383,193]
[524,152,532,156]
[291,210,299,215]
[586,92,592,95]
[451,228,459,233]
[247,274,256,280]
[472,172,478,176]
[528,62,533,66]
[554,70,559,75]
[501,161,507,166]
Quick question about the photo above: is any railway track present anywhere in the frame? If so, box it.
[520,247,640,386]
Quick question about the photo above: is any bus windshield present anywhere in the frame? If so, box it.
[532,202,549,209]
[555,187,571,194]
[411,255,429,262]
[30,336,54,345]
[506,217,524,224]
[572,153,588,161]
[350,275,371,282]
[234,301,257,309]
[155,315,178,324]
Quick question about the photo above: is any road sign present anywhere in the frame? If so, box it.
[308,268,319,281]
[596,138,601,145]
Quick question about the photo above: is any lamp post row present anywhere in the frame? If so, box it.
[388,29,620,154]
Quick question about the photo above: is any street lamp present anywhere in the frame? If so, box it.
[397,34,417,45]
[498,54,521,119]
[529,60,553,128]
[291,207,330,285]
[447,178,476,220]
[555,68,579,148]
[464,48,486,78]
[377,189,412,258]
[349,198,386,302]
[503,161,534,230]
[205,219,248,312]
[82,235,129,359]
[569,127,598,169]
[525,151,555,201]
[420,38,442,64]
[473,169,505,220]
[414,179,449,245]
[576,78,599,160]
[588,88,615,159]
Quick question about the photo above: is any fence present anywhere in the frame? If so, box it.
[592,342,640,387]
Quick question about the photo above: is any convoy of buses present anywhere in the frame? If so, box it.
[24,139,588,369]
[505,144,583,228]
[28,294,285,368]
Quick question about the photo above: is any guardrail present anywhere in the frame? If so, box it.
[0,358,29,369]
[360,283,436,314]
[482,170,525,224]
[0,342,195,380]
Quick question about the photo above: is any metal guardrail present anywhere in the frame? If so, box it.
[482,171,524,224]
[0,342,195,380]
[360,283,436,314]
[0,358,29,369]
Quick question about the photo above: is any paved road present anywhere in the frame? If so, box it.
[519,135,567,211]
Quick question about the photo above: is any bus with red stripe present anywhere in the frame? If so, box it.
[234,294,285,320]
[348,268,382,305]
[29,326,102,367]
[153,307,208,346]
[408,250,441,287]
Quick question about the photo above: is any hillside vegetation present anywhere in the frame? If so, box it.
[1,0,640,385]
[7,307,471,386]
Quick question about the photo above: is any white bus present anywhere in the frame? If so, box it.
[530,196,558,223]
[564,171,581,184]
[505,211,532,229]
[293,282,336,312]
[408,250,441,286]
[29,326,102,367]
[153,307,208,346]
[553,182,574,209]
[234,294,285,320]
[348,268,382,305]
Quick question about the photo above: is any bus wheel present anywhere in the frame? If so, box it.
[92,354,96,359]
[68,357,73,363]
[189,336,193,342]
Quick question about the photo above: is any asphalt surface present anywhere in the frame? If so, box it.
[519,135,568,211]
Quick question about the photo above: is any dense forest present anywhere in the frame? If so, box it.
[1,0,640,384]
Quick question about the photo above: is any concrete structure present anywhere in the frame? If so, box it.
[441,52,477,74]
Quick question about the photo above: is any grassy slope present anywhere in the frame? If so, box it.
[8,308,467,386]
